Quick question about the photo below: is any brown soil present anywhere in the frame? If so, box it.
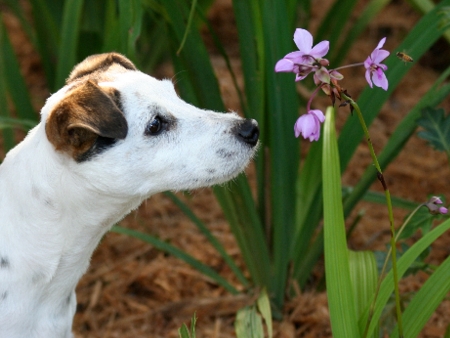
[2,0,450,337]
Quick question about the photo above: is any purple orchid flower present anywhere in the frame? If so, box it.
[294,109,325,141]
[364,37,390,90]
[425,196,448,215]
[275,28,330,81]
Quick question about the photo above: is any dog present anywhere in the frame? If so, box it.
[0,53,259,337]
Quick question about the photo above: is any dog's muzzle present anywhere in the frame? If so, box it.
[236,119,259,147]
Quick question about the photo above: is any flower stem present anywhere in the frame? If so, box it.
[306,84,325,112]
[333,62,365,71]
[341,93,404,338]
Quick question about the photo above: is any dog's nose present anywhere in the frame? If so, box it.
[237,119,259,146]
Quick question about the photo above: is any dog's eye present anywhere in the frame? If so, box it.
[145,117,163,135]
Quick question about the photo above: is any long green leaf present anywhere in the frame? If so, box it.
[360,218,450,336]
[111,225,239,294]
[232,0,267,264]
[55,0,84,88]
[30,0,61,88]
[262,0,299,309]
[322,106,359,337]
[0,18,36,121]
[390,254,450,338]
[164,192,249,287]
[331,0,390,66]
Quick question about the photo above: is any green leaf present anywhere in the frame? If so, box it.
[416,107,450,158]
[178,324,191,338]
[111,226,238,295]
[178,312,197,338]
[349,250,378,318]
[397,205,437,240]
[256,289,273,338]
[235,306,264,338]
[360,217,450,336]
[322,107,359,337]
[55,0,84,89]
[164,192,249,287]
[390,254,450,338]
[0,17,36,121]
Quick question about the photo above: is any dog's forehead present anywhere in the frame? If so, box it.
[104,72,179,104]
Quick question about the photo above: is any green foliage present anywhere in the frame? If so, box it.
[2,0,450,336]
[235,289,273,338]
[178,312,197,338]
[417,107,450,158]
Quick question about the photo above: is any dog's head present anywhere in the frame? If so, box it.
[42,53,259,197]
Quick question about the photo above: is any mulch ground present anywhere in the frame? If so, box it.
[2,0,450,337]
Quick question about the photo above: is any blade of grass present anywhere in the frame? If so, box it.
[360,217,450,336]
[0,117,37,130]
[315,0,358,54]
[164,191,249,287]
[55,0,84,89]
[390,254,450,338]
[0,18,36,121]
[232,0,267,231]
[261,0,299,309]
[331,0,390,66]
[29,0,61,88]
[111,225,239,294]
[322,106,359,337]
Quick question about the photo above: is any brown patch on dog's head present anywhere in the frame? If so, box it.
[46,80,128,161]
[67,53,137,84]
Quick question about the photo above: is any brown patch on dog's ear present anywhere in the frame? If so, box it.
[67,53,136,84]
[46,80,128,160]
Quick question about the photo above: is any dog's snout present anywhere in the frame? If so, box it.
[236,119,259,146]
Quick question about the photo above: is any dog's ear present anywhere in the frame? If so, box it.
[67,53,136,84]
[46,80,128,160]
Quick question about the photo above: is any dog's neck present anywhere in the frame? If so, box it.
[0,124,143,336]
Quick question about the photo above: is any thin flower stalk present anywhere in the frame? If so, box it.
[342,92,403,338]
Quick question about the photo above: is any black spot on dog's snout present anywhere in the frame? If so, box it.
[0,257,10,269]
[217,148,236,159]
[235,119,259,146]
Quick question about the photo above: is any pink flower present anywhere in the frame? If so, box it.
[425,196,448,215]
[275,28,330,82]
[294,109,325,141]
[364,37,389,90]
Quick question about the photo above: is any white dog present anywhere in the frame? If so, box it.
[0,53,259,338]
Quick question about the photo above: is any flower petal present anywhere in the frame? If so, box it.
[314,67,330,84]
[373,68,388,90]
[365,69,373,88]
[293,28,313,53]
[376,37,386,50]
[275,59,295,72]
[284,51,305,61]
[371,49,390,64]
[310,40,330,58]
[310,109,325,123]
[294,114,315,139]
[363,56,372,69]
